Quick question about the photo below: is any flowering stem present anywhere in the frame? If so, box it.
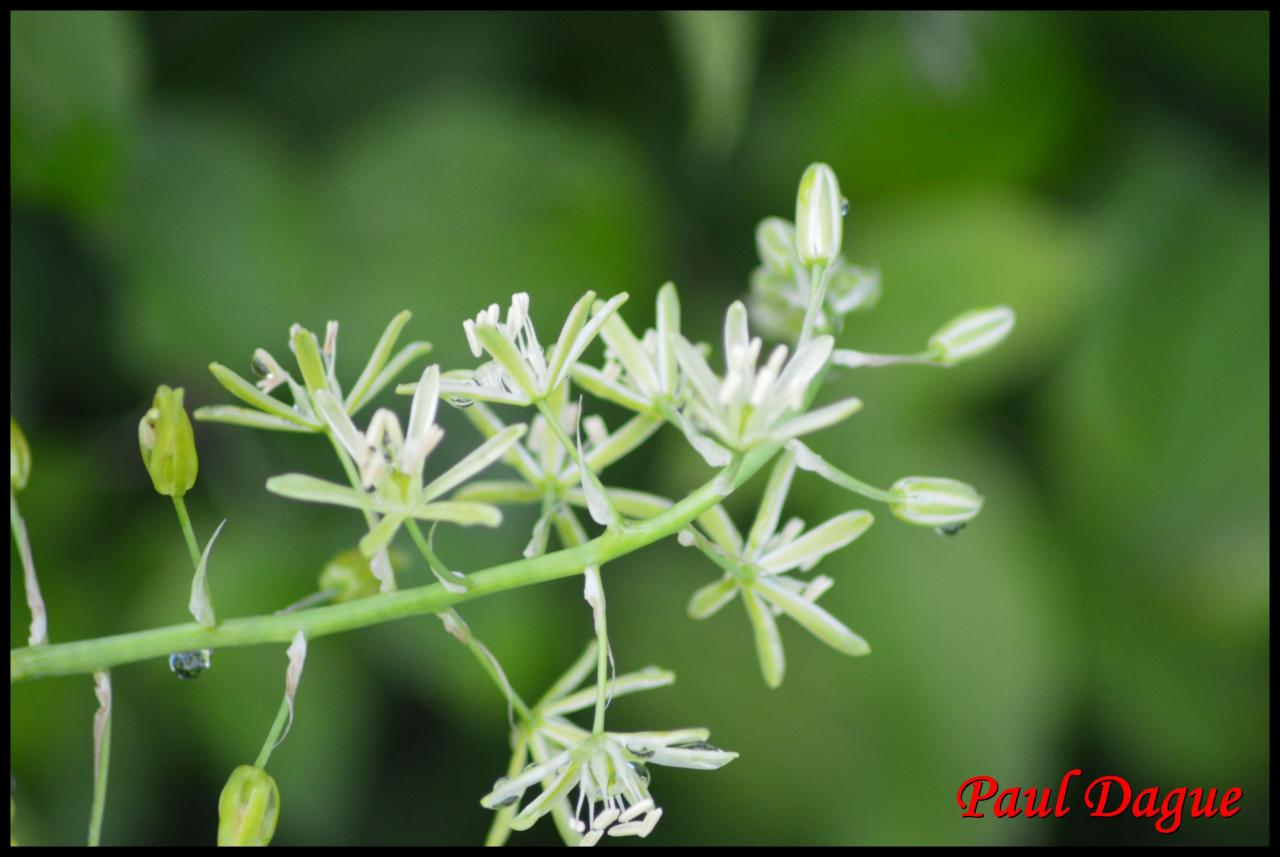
[552,509,609,734]
[10,489,48,646]
[798,262,828,347]
[254,696,291,769]
[171,496,203,572]
[11,444,776,683]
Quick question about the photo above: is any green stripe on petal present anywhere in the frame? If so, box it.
[755,576,870,656]
[757,509,873,574]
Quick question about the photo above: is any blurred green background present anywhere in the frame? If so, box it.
[9,11,1269,846]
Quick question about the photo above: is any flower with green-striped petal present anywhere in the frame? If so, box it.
[196,311,432,433]
[570,283,684,418]
[481,643,736,846]
[433,291,628,408]
[671,301,861,465]
[265,365,524,591]
[449,401,667,557]
[678,448,873,688]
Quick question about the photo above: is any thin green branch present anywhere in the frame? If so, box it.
[10,445,775,683]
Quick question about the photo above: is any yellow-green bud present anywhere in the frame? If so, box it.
[218,765,280,847]
[889,477,983,527]
[139,386,198,498]
[11,416,31,492]
[318,548,382,602]
[928,306,1015,365]
[794,163,844,267]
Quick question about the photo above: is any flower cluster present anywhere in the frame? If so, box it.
[10,161,1016,847]
[480,642,736,846]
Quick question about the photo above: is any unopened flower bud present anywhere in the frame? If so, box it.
[794,163,843,267]
[889,477,983,527]
[218,765,280,847]
[317,548,383,602]
[755,217,797,275]
[11,417,31,492]
[928,306,1015,365]
[139,386,198,498]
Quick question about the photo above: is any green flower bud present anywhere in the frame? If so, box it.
[889,477,983,527]
[794,163,844,267]
[318,548,382,603]
[218,765,280,847]
[138,386,198,498]
[11,416,31,492]
[755,217,797,275]
[928,306,1015,365]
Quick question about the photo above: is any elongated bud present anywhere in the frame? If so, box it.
[794,163,843,267]
[138,386,198,498]
[755,217,797,275]
[889,477,983,527]
[218,765,280,847]
[11,416,31,491]
[928,306,1015,365]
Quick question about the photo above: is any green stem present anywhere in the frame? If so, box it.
[11,489,48,646]
[171,496,202,571]
[254,696,291,770]
[798,262,828,348]
[11,445,775,683]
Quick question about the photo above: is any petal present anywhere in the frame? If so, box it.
[410,501,503,528]
[695,504,744,555]
[769,396,863,443]
[553,293,629,390]
[671,334,723,414]
[757,509,873,574]
[453,480,542,505]
[509,760,581,832]
[543,291,597,394]
[686,574,738,620]
[570,364,655,414]
[358,513,406,557]
[655,282,681,394]
[542,666,675,717]
[648,744,739,771]
[193,405,316,433]
[266,474,387,513]
[207,363,317,428]
[402,365,440,478]
[755,576,870,656]
[420,424,527,502]
[741,586,786,688]
[745,447,797,557]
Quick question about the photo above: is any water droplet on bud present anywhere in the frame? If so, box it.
[446,396,475,409]
[839,197,850,217]
[169,649,212,679]
[935,523,966,537]
[251,355,271,378]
